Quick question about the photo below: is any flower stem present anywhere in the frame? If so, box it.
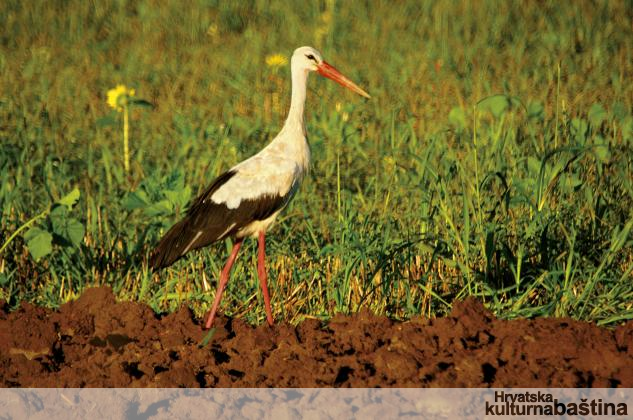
[123,105,130,174]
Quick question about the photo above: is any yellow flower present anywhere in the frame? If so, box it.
[335,102,349,121]
[383,156,396,174]
[265,53,288,68]
[106,84,135,112]
[320,10,332,25]
[206,23,218,37]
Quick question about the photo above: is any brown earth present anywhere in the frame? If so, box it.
[0,287,631,387]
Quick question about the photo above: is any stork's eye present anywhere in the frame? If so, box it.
[306,54,317,62]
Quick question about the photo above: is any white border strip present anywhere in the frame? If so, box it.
[1,388,631,419]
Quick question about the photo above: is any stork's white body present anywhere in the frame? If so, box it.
[150,46,369,328]
[209,54,312,237]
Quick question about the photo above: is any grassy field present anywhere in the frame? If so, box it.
[0,0,631,326]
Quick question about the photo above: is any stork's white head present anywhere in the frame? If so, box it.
[291,46,370,99]
[292,46,324,72]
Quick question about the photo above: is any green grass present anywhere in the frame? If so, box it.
[0,0,632,326]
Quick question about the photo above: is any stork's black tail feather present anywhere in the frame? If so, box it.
[148,169,290,270]
[149,171,240,270]
[149,219,192,269]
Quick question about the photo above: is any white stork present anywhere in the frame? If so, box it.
[150,46,370,328]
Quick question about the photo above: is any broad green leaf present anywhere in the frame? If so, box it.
[144,200,174,217]
[594,142,610,163]
[65,218,85,246]
[50,205,69,236]
[57,187,80,208]
[448,107,466,129]
[129,98,154,108]
[588,103,607,128]
[162,190,181,205]
[24,227,53,261]
[609,218,633,253]
[478,95,510,118]
[571,118,589,143]
[0,272,9,286]
[49,206,85,246]
[527,156,541,175]
[527,102,544,120]
[96,114,117,128]
[163,170,185,191]
[612,101,627,122]
[562,174,583,190]
[123,190,151,210]
[164,186,192,209]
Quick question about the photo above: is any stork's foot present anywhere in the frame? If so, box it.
[203,310,219,329]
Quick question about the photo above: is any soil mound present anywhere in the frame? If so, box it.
[1,287,631,387]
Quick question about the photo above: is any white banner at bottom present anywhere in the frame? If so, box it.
[1,388,630,419]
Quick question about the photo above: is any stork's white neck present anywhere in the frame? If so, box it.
[283,66,309,131]
[263,59,311,174]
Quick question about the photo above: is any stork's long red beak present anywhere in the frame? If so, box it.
[317,61,371,99]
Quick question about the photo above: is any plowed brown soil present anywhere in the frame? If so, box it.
[1,287,631,387]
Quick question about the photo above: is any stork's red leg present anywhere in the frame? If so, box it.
[205,238,243,329]
[257,231,274,326]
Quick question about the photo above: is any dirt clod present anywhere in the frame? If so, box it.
[0,288,631,387]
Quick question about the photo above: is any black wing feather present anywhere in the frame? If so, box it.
[149,170,287,269]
